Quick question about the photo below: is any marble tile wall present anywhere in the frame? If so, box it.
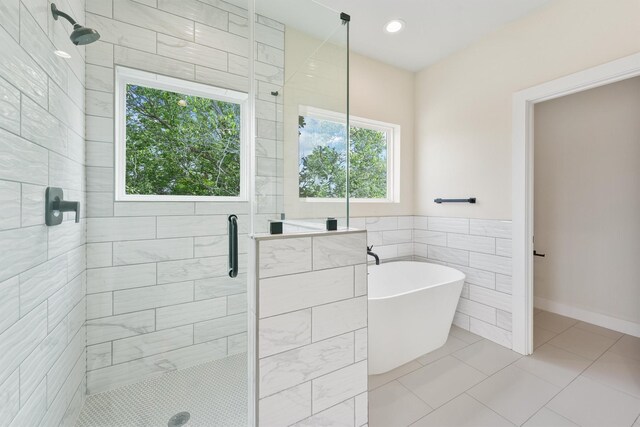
[346,215,513,348]
[83,0,283,393]
[0,0,87,425]
[255,230,368,427]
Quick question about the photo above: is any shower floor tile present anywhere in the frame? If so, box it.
[76,353,247,427]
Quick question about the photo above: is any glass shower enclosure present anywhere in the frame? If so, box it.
[72,0,349,426]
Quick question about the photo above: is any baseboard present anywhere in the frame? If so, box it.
[534,297,640,338]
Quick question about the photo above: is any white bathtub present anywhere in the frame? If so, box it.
[368,261,465,375]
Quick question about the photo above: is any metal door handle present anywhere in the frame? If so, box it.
[228,215,238,278]
[533,250,546,257]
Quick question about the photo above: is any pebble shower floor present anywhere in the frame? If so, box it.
[76,353,247,427]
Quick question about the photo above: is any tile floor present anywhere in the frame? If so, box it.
[76,353,247,427]
[368,311,640,427]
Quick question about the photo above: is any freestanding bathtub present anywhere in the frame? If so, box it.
[368,261,465,375]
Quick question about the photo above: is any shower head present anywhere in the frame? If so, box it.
[51,3,101,45]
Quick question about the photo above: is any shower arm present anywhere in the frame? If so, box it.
[51,4,78,26]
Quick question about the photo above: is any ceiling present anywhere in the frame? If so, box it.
[254,0,554,72]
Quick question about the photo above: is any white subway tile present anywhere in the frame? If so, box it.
[0,25,47,106]
[195,23,248,57]
[257,43,284,68]
[87,338,227,394]
[112,325,193,364]
[365,216,398,231]
[0,0,19,41]
[428,217,469,234]
[86,192,114,217]
[46,218,85,259]
[259,382,311,427]
[0,181,19,230]
[496,238,512,257]
[20,184,45,227]
[0,369,19,423]
[259,333,354,397]
[448,264,495,289]
[447,233,495,254]
[413,216,429,230]
[86,90,114,118]
[87,343,111,370]
[470,219,512,239]
[48,274,84,332]
[156,297,227,330]
[11,377,46,427]
[87,217,156,242]
[86,41,115,67]
[0,128,48,186]
[228,292,246,315]
[259,309,311,358]
[497,310,512,331]
[86,310,155,345]
[228,13,247,37]
[87,263,156,293]
[86,64,114,92]
[158,0,228,29]
[157,215,227,238]
[312,296,367,342]
[87,243,113,268]
[495,274,512,294]
[194,313,246,343]
[157,255,228,284]
[86,0,113,17]
[113,281,193,314]
[256,23,284,50]
[260,266,354,318]
[48,81,84,136]
[355,392,368,426]
[19,256,67,314]
[113,238,193,265]
[469,318,512,348]
[86,293,113,320]
[87,13,156,53]
[355,328,367,362]
[0,277,18,334]
[19,321,66,406]
[414,229,446,246]
[469,285,512,312]
[313,233,367,270]
[428,246,469,266]
[259,237,312,278]
[294,398,354,426]
[42,348,85,423]
[195,273,246,300]
[457,297,496,324]
[453,312,470,330]
[312,361,367,413]
[195,234,248,258]
[397,216,414,229]
[157,33,228,71]
[45,325,85,405]
[86,116,113,142]
[0,226,47,282]
[114,46,195,80]
[195,65,249,92]
[114,0,194,40]
[20,96,67,156]
[354,264,367,297]
[228,332,247,355]
[382,229,412,245]
[469,253,512,275]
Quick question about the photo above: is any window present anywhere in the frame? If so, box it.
[298,106,400,202]
[115,67,248,201]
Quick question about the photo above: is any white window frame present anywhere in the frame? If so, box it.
[298,105,400,203]
[115,66,249,202]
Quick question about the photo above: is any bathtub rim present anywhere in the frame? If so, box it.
[368,261,466,301]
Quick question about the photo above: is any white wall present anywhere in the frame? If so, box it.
[534,76,640,329]
[0,0,87,424]
[414,0,640,220]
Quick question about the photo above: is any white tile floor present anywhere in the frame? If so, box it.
[369,311,640,427]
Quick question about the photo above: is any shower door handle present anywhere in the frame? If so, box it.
[228,215,238,278]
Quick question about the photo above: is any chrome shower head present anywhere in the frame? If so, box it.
[51,3,101,45]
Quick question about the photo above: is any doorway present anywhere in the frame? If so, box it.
[511,52,640,355]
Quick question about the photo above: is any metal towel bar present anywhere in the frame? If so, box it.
[434,198,476,204]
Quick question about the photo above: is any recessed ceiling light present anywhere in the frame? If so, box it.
[54,50,71,59]
[384,19,405,34]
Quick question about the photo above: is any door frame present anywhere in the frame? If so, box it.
[511,52,640,355]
